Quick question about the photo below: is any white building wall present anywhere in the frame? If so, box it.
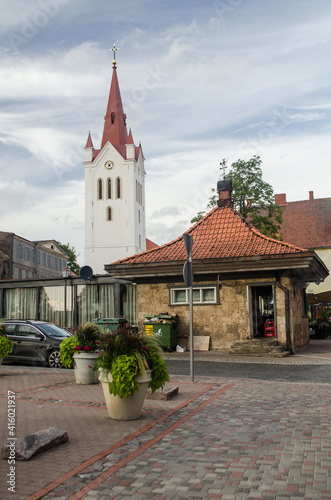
[306,248,331,296]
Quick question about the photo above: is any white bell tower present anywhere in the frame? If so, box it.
[84,51,146,274]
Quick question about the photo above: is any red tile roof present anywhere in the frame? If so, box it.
[146,238,159,251]
[114,206,307,265]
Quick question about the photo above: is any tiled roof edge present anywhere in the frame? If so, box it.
[235,210,308,253]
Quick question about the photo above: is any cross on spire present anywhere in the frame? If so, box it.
[219,158,228,179]
[111,43,119,65]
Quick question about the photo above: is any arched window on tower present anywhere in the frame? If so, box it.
[97,179,103,200]
[139,235,141,248]
[106,207,112,221]
[116,177,122,199]
[107,178,112,199]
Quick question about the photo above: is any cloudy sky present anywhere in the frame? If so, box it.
[1,0,331,265]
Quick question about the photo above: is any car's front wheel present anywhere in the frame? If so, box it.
[48,350,63,368]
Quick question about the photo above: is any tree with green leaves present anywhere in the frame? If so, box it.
[191,155,283,240]
[57,242,81,275]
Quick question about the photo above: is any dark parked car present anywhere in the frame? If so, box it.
[2,320,72,368]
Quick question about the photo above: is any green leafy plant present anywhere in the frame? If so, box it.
[0,323,14,358]
[94,326,169,399]
[59,337,76,368]
[59,323,102,368]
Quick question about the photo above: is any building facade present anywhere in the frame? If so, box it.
[0,274,136,329]
[84,59,146,274]
[275,191,331,304]
[106,181,329,352]
[0,232,69,280]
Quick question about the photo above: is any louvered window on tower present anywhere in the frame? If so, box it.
[98,179,103,200]
[107,178,112,199]
[116,177,121,199]
[107,207,112,221]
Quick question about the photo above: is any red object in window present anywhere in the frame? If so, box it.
[264,321,275,337]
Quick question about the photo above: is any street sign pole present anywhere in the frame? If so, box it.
[188,266,194,383]
[183,234,194,382]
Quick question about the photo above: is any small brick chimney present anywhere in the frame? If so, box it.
[309,190,314,201]
[275,193,287,206]
[217,179,233,208]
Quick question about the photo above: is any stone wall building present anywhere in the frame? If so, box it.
[106,181,328,353]
[0,232,69,280]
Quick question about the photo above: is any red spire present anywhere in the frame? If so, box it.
[136,141,145,160]
[127,128,134,145]
[101,63,128,157]
[85,131,93,148]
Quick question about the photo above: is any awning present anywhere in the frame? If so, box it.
[307,290,331,304]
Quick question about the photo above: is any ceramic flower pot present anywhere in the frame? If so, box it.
[73,352,99,384]
[99,369,152,420]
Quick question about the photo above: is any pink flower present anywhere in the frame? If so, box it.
[74,345,82,351]
[84,346,90,351]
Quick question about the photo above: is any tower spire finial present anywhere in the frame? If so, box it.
[110,43,119,66]
[219,158,228,179]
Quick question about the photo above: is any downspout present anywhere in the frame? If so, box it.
[275,278,292,353]
[114,282,121,318]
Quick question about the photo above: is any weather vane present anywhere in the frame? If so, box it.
[219,158,228,179]
[111,43,119,64]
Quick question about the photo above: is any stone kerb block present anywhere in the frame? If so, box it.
[1,427,68,461]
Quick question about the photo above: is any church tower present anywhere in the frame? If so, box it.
[84,52,146,274]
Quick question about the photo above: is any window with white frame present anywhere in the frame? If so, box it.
[170,286,217,305]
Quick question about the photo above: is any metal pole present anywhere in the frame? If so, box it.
[189,284,194,382]
[64,278,67,328]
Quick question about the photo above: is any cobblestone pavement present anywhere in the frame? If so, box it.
[0,340,330,500]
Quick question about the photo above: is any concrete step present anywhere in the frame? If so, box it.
[229,338,291,357]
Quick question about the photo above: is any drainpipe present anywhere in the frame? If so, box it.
[275,279,293,353]
[114,282,121,318]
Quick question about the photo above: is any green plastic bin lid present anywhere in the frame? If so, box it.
[93,318,126,324]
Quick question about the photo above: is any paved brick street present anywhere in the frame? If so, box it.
[0,341,330,499]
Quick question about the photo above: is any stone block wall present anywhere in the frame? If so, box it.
[137,274,310,351]
[138,278,265,350]
[289,279,309,350]
[275,276,309,351]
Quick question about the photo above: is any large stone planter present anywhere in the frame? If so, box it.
[73,352,99,384]
[99,369,152,420]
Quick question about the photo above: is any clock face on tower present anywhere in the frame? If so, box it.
[104,160,114,170]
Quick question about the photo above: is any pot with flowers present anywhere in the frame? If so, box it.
[0,323,14,367]
[94,325,169,420]
[59,322,101,384]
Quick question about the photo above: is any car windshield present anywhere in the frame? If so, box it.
[38,323,71,338]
